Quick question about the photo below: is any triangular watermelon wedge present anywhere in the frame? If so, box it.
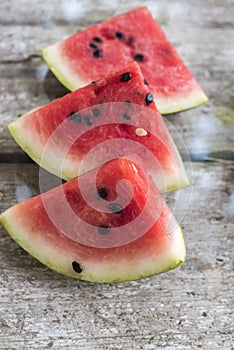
[41,6,208,114]
[0,158,186,282]
[8,62,189,193]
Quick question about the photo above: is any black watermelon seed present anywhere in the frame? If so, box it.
[115,31,124,40]
[92,108,100,117]
[68,111,81,123]
[93,36,102,43]
[109,203,122,214]
[145,93,154,105]
[134,54,144,62]
[120,72,132,82]
[72,261,82,273]
[98,187,108,199]
[98,225,110,235]
[144,78,148,85]
[122,113,131,120]
[89,43,98,49]
[84,116,92,126]
[93,49,102,58]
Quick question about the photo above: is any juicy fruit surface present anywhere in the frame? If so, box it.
[8,62,189,193]
[41,6,208,113]
[0,158,186,282]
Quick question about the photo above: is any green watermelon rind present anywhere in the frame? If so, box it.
[8,114,66,181]
[41,43,208,115]
[153,85,208,115]
[41,45,82,92]
[0,209,186,283]
[7,123,43,173]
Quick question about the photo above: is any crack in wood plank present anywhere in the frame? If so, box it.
[0,54,42,65]
[0,152,233,164]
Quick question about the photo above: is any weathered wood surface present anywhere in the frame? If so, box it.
[0,0,233,349]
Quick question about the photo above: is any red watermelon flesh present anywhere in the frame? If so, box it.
[41,6,208,114]
[8,62,189,193]
[0,158,186,282]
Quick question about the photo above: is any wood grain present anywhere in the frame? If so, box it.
[0,0,233,349]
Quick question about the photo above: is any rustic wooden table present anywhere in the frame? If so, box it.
[0,1,233,349]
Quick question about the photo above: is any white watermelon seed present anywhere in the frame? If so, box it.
[135,128,148,137]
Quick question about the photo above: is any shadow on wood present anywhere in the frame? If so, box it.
[43,70,69,101]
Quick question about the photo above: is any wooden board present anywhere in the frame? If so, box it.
[0,0,233,349]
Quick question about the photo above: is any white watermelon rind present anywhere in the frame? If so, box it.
[151,81,209,115]
[0,207,186,283]
[41,43,87,92]
[8,117,65,181]
[41,42,208,115]
[8,111,77,182]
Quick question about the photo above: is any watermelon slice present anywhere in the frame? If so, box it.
[41,6,208,114]
[8,62,189,193]
[0,158,186,282]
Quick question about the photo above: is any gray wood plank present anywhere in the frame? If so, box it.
[0,162,233,349]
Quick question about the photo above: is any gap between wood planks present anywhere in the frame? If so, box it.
[0,152,233,164]
[0,54,42,65]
